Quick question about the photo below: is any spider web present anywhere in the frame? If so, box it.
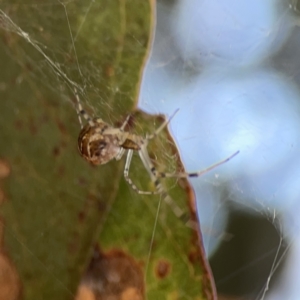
[0,1,208,300]
[138,0,300,299]
[0,0,300,300]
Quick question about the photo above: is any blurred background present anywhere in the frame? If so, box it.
[138,0,300,299]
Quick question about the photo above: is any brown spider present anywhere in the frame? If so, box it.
[75,91,239,196]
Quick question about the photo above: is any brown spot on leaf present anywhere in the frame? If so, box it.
[28,116,38,135]
[188,249,200,265]
[56,118,67,135]
[0,159,10,179]
[0,251,22,300]
[14,120,24,130]
[52,146,60,157]
[77,177,88,186]
[105,65,115,77]
[75,246,144,300]
[155,259,171,279]
[78,211,86,223]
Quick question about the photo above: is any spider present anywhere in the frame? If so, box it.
[75,90,239,197]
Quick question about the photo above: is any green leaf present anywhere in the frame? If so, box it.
[0,1,215,299]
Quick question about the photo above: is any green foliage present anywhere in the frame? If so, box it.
[0,1,210,299]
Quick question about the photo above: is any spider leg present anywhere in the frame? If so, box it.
[146,109,179,141]
[74,88,95,128]
[138,144,162,191]
[129,109,193,223]
[115,148,126,161]
[156,150,240,179]
[120,114,131,131]
[123,149,159,195]
[139,144,193,225]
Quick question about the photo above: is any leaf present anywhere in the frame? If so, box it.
[0,1,215,299]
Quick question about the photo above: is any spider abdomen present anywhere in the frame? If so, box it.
[78,121,121,165]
